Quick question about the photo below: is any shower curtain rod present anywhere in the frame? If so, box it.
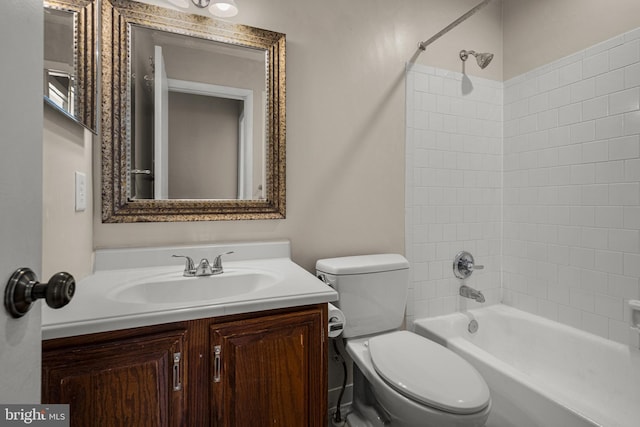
[418,0,493,51]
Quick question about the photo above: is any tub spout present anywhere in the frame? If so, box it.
[460,285,485,303]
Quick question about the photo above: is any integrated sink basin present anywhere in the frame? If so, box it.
[109,269,280,304]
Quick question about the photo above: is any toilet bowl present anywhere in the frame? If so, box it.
[345,332,490,427]
[316,254,491,427]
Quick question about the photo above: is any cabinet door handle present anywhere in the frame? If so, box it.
[213,345,222,383]
[173,352,182,391]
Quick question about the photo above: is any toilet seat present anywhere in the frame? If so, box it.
[368,331,490,415]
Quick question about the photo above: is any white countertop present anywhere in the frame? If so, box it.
[42,242,338,340]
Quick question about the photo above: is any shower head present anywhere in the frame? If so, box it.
[460,50,494,69]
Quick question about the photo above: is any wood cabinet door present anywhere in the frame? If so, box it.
[42,329,187,427]
[210,307,326,427]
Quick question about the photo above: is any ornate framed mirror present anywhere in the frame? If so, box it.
[44,0,97,132]
[101,0,286,222]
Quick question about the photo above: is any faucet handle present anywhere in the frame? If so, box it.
[172,255,195,276]
[453,251,483,279]
[212,251,234,270]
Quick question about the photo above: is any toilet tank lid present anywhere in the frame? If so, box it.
[316,254,409,275]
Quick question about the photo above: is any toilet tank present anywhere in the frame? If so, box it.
[316,254,409,338]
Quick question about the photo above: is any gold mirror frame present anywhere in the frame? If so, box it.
[101,0,286,222]
[44,0,97,132]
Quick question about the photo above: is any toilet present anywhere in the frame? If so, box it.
[316,254,491,427]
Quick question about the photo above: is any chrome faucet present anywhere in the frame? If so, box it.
[212,251,234,275]
[195,258,214,276]
[172,251,234,277]
[453,251,486,303]
[459,285,485,303]
[173,255,196,276]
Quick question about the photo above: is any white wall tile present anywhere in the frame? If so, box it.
[582,96,609,121]
[595,115,624,140]
[549,86,572,108]
[595,250,624,274]
[608,274,640,299]
[570,121,596,144]
[596,161,625,183]
[624,62,640,88]
[625,158,640,181]
[609,135,640,160]
[623,206,640,229]
[583,51,609,78]
[609,39,640,70]
[609,229,640,253]
[609,183,640,205]
[595,69,625,96]
[624,253,640,278]
[559,103,583,125]
[408,28,640,343]
[595,206,623,228]
[570,164,595,184]
[559,61,583,86]
[609,87,640,115]
[582,141,609,163]
[624,110,640,135]
[581,227,609,249]
[571,78,596,103]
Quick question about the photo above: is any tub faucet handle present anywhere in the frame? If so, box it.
[453,251,483,279]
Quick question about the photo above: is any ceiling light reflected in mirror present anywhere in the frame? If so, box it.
[156,0,239,18]
[209,0,238,17]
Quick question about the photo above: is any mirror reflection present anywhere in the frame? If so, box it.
[130,27,266,200]
[43,0,97,132]
[101,0,286,222]
[44,8,75,114]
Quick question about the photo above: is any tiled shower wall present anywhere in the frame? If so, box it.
[405,64,503,326]
[503,29,640,343]
[405,28,640,343]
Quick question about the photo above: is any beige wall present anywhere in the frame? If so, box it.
[43,0,640,277]
[503,0,640,79]
[168,93,239,199]
[91,0,503,273]
[43,108,94,279]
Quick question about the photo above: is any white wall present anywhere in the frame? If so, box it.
[405,64,503,325]
[503,29,640,342]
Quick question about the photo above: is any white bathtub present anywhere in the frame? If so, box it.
[413,304,640,427]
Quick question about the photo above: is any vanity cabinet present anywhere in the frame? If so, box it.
[42,304,327,427]
[208,307,326,426]
[42,323,188,427]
